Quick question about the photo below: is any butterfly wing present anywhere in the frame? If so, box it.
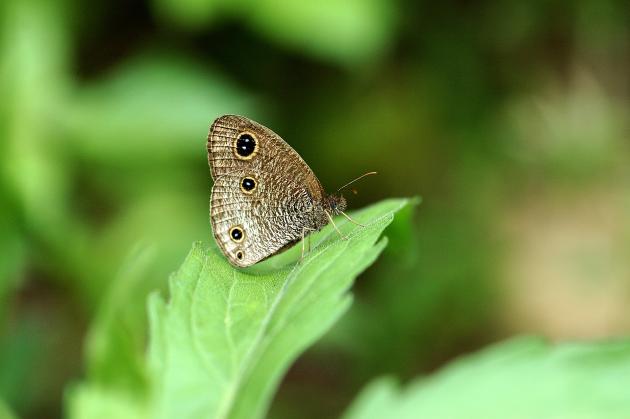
[207,115,326,267]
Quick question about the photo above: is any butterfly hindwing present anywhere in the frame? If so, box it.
[207,115,327,267]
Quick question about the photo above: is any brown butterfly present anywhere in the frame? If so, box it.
[207,115,370,267]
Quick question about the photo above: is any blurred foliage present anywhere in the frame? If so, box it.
[151,0,397,66]
[1,0,629,418]
[344,337,630,419]
[0,400,17,419]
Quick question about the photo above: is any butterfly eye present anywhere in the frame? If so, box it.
[240,177,257,193]
[229,226,245,242]
[234,133,258,159]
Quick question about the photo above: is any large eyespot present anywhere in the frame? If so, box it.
[235,250,244,260]
[229,226,245,243]
[240,176,257,194]
[234,132,258,159]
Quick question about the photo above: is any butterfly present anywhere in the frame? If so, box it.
[207,115,368,267]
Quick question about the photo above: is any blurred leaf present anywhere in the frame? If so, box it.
[343,337,630,419]
[84,246,156,395]
[64,54,257,162]
[67,385,146,419]
[0,323,39,414]
[0,0,74,244]
[67,246,163,419]
[246,0,398,66]
[506,70,629,179]
[151,0,397,66]
[0,198,25,323]
[151,0,226,27]
[80,188,209,306]
[0,0,94,311]
[147,198,410,419]
[0,399,17,419]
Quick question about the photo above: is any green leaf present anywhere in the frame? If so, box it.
[147,198,411,419]
[0,324,39,413]
[343,337,630,419]
[245,0,398,66]
[63,53,257,162]
[66,385,147,419]
[0,399,17,419]
[0,0,75,255]
[67,246,161,419]
[0,194,25,326]
[150,0,398,66]
[83,246,156,394]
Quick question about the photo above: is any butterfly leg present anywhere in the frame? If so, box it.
[300,227,317,261]
[339,211,365,227]
[325,210,348,241]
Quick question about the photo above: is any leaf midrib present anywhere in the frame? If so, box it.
[215,213,394,418]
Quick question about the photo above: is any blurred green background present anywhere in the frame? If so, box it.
[1,0,630,418]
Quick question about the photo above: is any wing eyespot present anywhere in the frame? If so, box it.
[233,132,258,160]
[229,226,245,243]
[240,176,257,194]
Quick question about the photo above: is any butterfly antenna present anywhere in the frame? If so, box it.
[340,211,365,227]
[336,171,378,193]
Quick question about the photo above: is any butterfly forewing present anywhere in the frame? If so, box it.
[207,115,327,267]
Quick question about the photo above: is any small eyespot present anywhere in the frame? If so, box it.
[234,133,257,159]
[229,226,244,242]
[240,176,257,193]
[236,251,244,260]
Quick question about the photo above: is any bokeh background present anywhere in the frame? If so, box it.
[1,0,630,418]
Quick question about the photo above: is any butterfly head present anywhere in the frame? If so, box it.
[327,194,347,215]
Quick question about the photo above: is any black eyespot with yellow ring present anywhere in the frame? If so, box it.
[235,250,244,260]
[240,176,257,194]
[233,132,258,160]
[229,226,245,243]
